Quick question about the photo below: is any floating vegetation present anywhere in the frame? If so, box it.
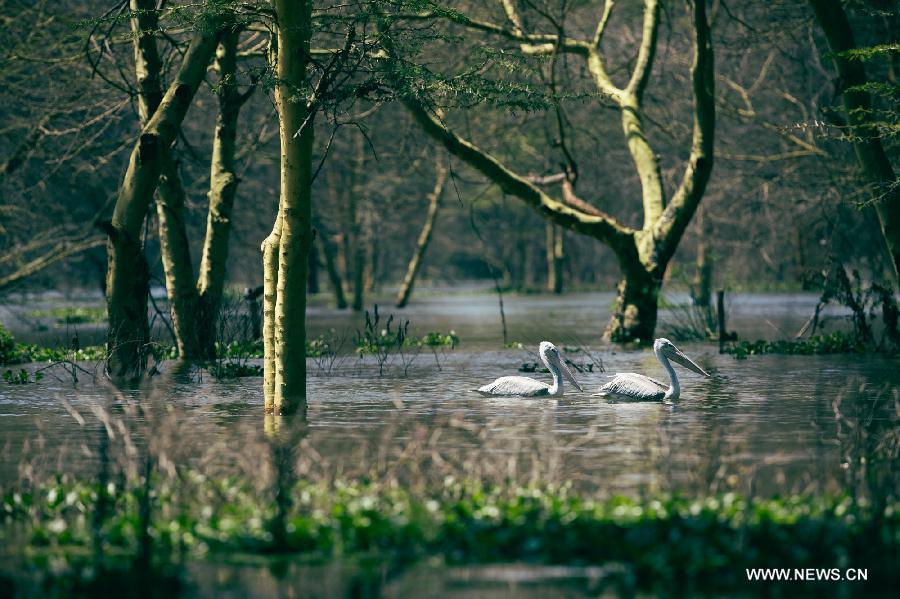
[3,368,43,384]
[0,326,108,366]
[206,361,263,378]
[723,331,870,359]
[2,476,897,594]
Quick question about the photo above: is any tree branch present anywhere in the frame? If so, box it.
[651,0,715,264]
[625,0,659,101]
[403,100,635,247]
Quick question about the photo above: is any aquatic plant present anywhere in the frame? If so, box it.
[206,362,263,378]
[3,368,43,384]
[354,306,459,376]
[723,331,871,358]
[2,476,897,594]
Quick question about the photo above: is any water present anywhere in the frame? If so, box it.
[1,291,895,596]
[0,291,891,490]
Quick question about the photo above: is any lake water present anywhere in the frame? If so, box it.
[1,291,895,596]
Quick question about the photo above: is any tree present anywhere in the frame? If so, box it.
[127,0,255,360]
[395,158,447,307]
[105,10,227,379]
[263,0,316,415]
[808,0,900,287]
[388,0,715,342]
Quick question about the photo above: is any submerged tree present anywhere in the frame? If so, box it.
[387,0,715,342]
[126,1,254,362]
[105,8,229,379]
[262,0,316,415]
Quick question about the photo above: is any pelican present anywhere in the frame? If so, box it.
[476,341,583,397]
[595,338,709,402]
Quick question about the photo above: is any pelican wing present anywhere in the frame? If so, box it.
[476,376,550,397]
[597,372,667,401]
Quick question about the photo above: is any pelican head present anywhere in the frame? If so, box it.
[539,341,583,392]
[653,338,710,377]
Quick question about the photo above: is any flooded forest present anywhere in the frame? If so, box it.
[0,0,898,596]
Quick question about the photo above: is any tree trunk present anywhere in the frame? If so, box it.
[604,261,661,343]
[131,0,201,359]
[350,135,366,311]
[691,205,712,308]
[395,162,447,307]
[351,211,366,311]
[267,0,314,415]
[106,18,223,380]
[156,156,200,357]
[545,223,564,294]
[196,30,245,358]
[262,211,282,411]
[809,0,900,286]
[313,216,348,308]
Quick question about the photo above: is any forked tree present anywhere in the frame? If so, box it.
[105,8,228,379]
[389,0,715,342]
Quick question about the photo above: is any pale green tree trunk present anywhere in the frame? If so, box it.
[395,162,447,307]
[809,0,900,286]
[106,16,223,379]
[196,30,247,357]
[265,0,314,415]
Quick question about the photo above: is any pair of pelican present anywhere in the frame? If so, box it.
[476,338,709,401]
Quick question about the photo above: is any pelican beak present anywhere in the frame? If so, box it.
[668,346,710,377]
[558,357,583,392]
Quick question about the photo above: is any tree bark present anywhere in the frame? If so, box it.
[267,0,314,415]
[605,258,661,343]
[156,156,200,357]
[809,0,900,286]
[691,205,712,308]
[262,210,282,411]
[196,30,246,357]
[130,0,201,358]
[395,162,447,307]
[106,17,223,380]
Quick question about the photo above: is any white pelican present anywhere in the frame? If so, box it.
[476,341,583,397]
[595,338,709,402]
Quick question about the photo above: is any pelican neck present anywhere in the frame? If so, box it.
[541,351,563,396]
[655,346,680,400]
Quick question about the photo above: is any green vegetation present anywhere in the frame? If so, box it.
[2,476,896,593]
[724,331,870,359]
[28,306,106,325]
[206,362,263,378]
[0,324,107,365]
[3,369,43,384]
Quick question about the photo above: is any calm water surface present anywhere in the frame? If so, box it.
[1,292,893,493]
[1,292,895,596]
